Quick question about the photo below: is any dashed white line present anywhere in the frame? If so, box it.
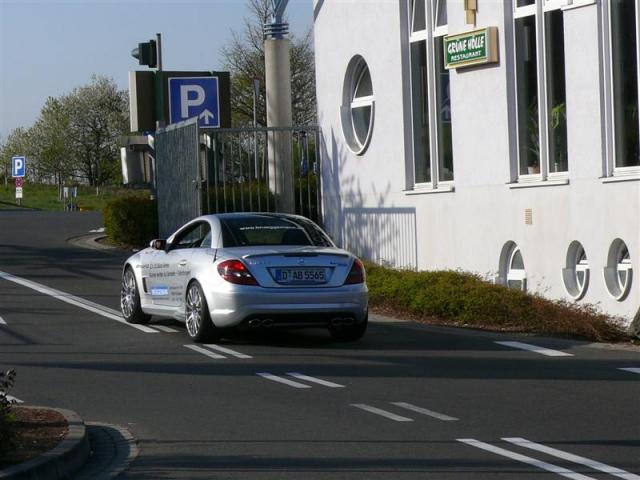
[391,402,458,421]
[495,341,573,357]
[619,368,640,375]
[350,404,414,422]
[458,439,596,480]
[184,344,226,359]
[0,271,158,334]
[503,437,640,480]
[286,372,344,388]
[0,316,6,325]
[204,344,252,359]
[153,325,179,333]
[257,373,312,389]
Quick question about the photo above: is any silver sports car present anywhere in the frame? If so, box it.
[120,213,369,342]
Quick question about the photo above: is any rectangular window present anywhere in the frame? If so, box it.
[513,1,569,180]
[545,9,567,173]
[434,36,453,181]
[408,0,453,189]
[411,42,430,183]
[610,0,640,168]
[515,15,539,175]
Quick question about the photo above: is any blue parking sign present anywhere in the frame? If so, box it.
[168,77,220,127]
[12,156,25,178]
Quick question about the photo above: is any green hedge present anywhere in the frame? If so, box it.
[0,370,16,462]
[364,262,627,343]
[103,196,158,248]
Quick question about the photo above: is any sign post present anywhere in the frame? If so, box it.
[11,156,25,206]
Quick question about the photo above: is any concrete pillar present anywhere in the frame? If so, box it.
[265,38,295,214]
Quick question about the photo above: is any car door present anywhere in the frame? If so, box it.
[162,221,211,309]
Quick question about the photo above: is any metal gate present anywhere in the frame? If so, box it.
[202,126,321,224]
[155,117,201,237]
[154,122,322,238]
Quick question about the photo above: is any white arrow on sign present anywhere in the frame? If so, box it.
[199,109,215,125]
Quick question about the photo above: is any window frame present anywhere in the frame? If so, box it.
[602,0,640,177]
[407,0,454,191]
[512,0,569,183]
[341,56,375,155]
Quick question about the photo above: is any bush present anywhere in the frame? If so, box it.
[103,196,158,248]
[364,262,627,343]
[0,370,17,461]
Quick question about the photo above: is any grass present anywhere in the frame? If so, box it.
[364,261,629,343]
[0,183,149,211]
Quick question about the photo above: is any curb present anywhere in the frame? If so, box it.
[66,233,119,252]
[0,407,90,480]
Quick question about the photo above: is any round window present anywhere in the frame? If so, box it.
[500,242,527,291]
[562,241,589,300]
[604,239,632,301]
[341,56,375,154]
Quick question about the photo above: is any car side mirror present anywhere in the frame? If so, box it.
[150,239,167,250]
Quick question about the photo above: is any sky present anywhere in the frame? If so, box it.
[0,0,314,140]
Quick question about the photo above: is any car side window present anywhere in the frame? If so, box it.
[171,222,211,250]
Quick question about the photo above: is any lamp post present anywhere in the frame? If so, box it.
[264,0,294,213]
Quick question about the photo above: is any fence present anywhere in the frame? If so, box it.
[153,122,322,237]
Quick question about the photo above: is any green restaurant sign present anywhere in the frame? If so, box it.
[444,27,498,69]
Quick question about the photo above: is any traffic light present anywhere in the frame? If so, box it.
[131,40,157,68]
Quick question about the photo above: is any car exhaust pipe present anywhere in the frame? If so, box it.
[262,319,274,327]
[249,319,262,327]
[331,317,355,327]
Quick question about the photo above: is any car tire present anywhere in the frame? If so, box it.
[120,267,151,324]
[329,313,368,342]
[185,281,221,343]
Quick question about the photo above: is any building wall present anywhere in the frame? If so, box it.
[313,0,639,321]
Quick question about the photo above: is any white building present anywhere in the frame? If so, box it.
[313,0,639,324]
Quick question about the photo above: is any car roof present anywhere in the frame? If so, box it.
[199,212,309,221]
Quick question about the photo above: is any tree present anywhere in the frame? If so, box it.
[220,0,317,127]
[65,75,129,187]
[28,97,74,197]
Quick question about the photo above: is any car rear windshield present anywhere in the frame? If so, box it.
[220,216,333,247]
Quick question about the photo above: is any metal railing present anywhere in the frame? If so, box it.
[201,125,322,224]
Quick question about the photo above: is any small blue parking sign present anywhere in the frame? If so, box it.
[168,77,220,127]
[12,156,25,178]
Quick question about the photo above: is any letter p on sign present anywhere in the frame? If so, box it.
[180,85,206,119]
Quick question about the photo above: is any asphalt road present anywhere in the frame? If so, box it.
[0,210,639,479]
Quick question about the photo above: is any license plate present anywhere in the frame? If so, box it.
[272,268,327,284]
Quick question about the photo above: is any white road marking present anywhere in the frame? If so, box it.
[391,402,458,421]
[0,271,158,334]
[184,344,226,359]
[0,316,6,325]
[503,437,640,480]
[89,227,105,233]
[153,325,179,333]
[458,439,596,480]
[4,395,23,404]
[204,344,252,359]
[496,341,573,357]
[257,373,312,389]
[619,368,640,375]
[286,372,344,388]
[350,404,414,422]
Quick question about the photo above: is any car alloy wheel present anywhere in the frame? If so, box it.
[120,267,151,324]
[185,284,203,338]
[121,269,137,319]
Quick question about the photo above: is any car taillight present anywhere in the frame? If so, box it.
[217,259,259,286]
[344,258,365,285]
